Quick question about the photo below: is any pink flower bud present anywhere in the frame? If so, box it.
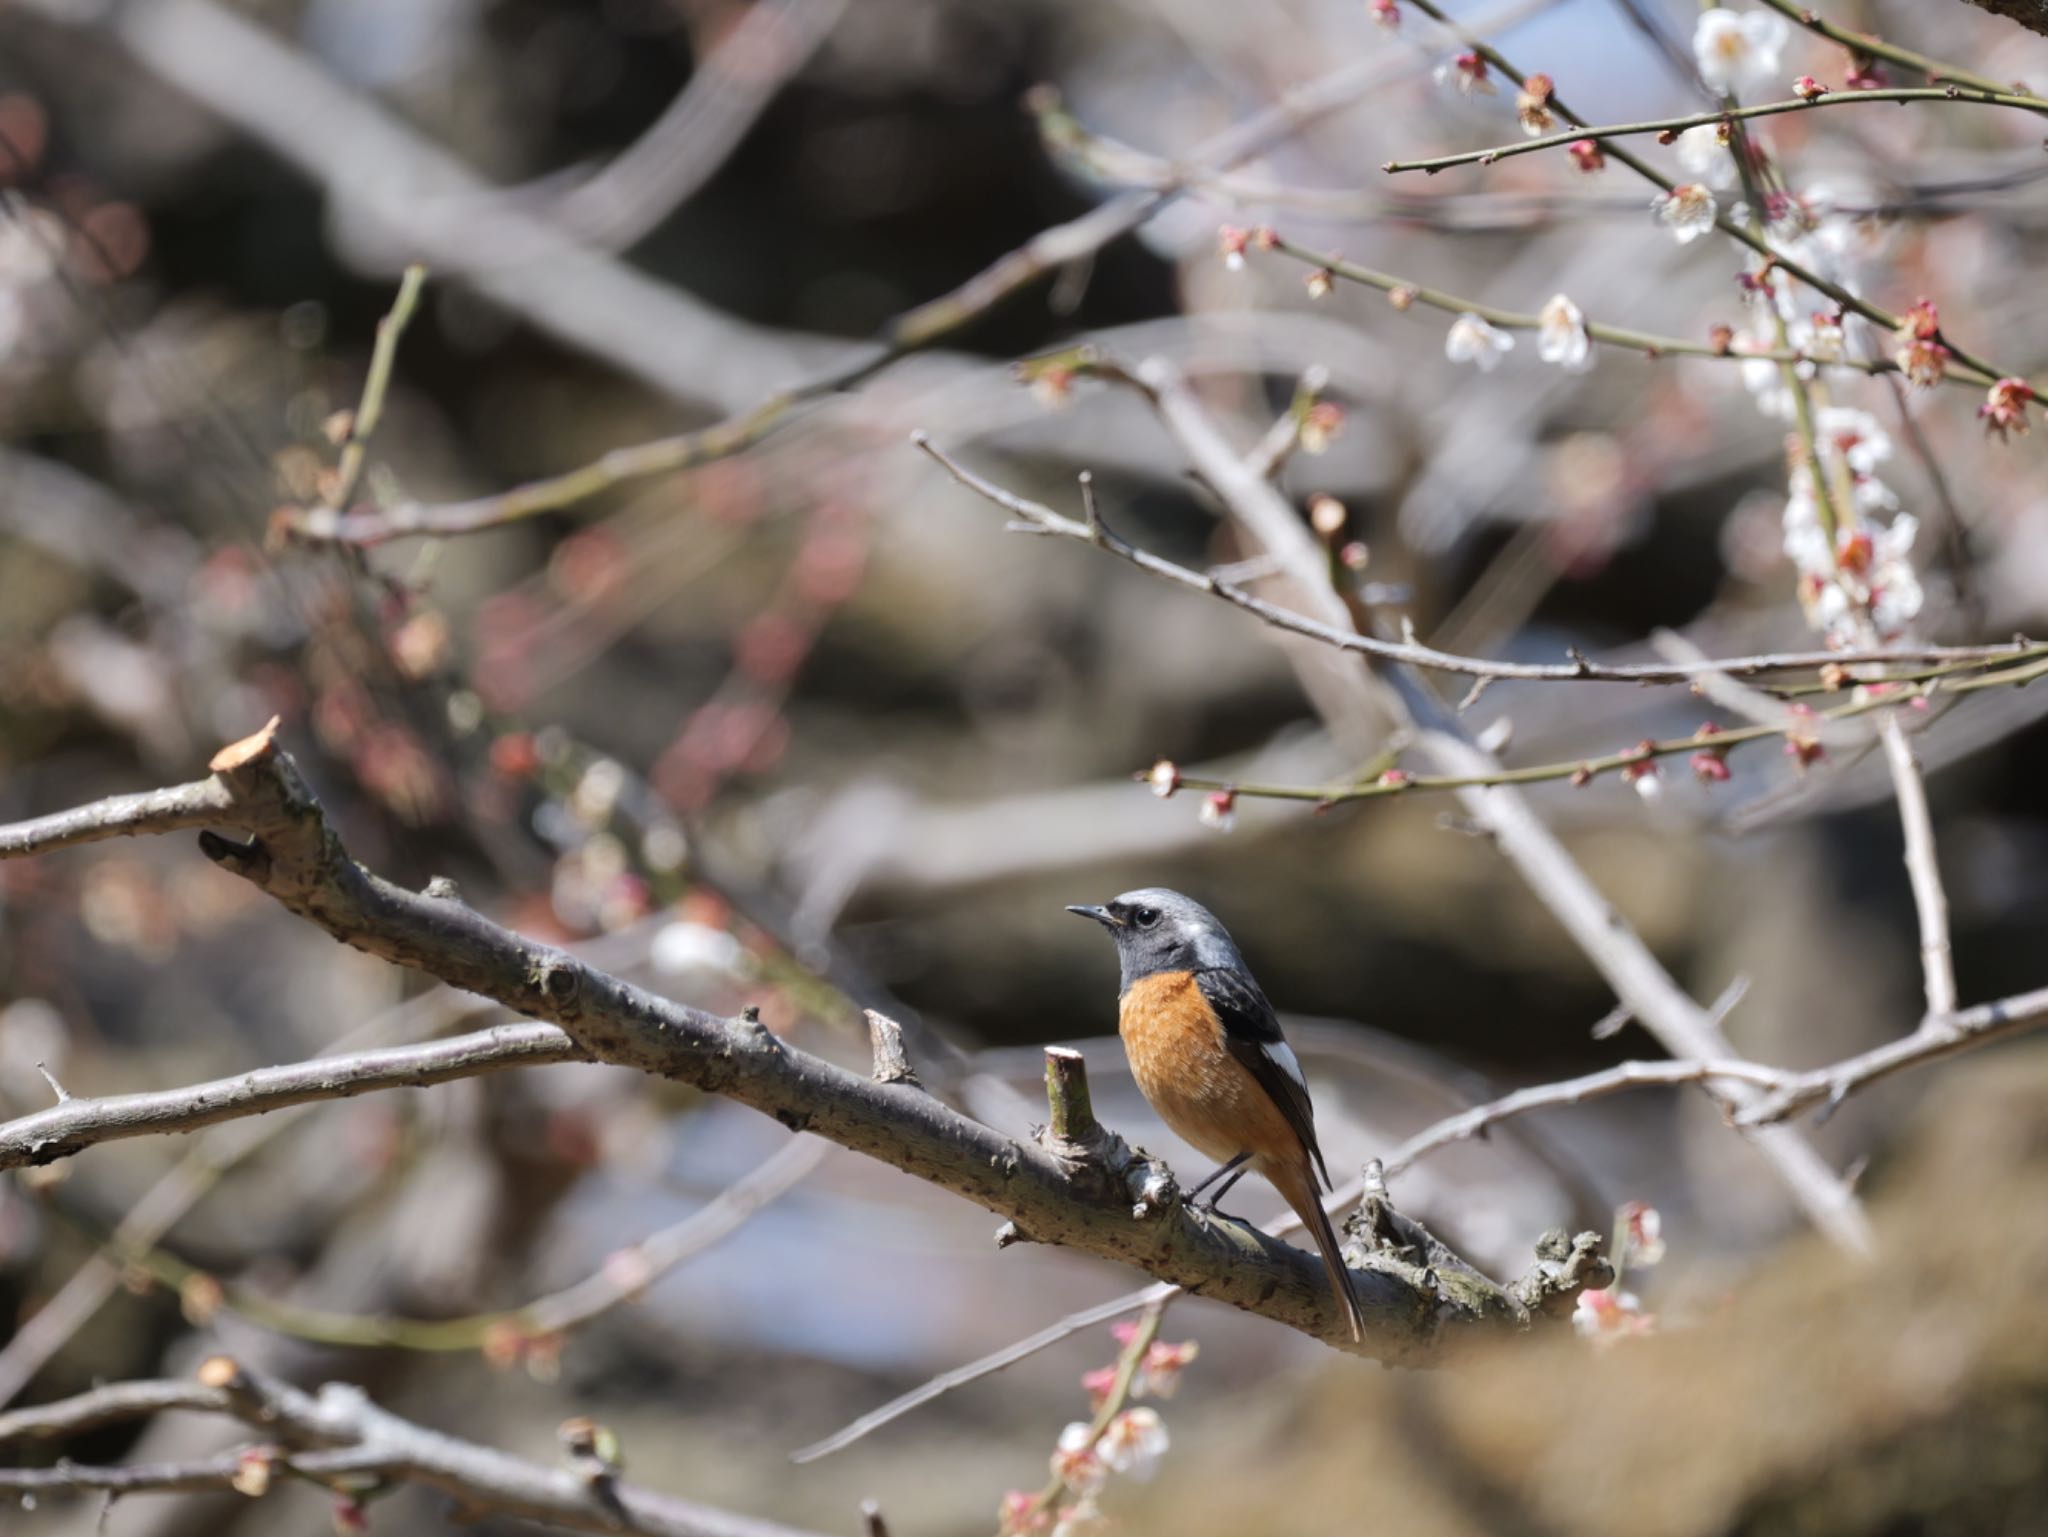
[1980,377,2035,441]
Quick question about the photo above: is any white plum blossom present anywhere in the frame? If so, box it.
[1095,1408,1168,1480]
[1675,122,1739,189]
[1537,294,1594,373]
[1693,6,1790,95]
[1051,1424,1108,1496]
[1651,183,1718,243]
[1868,518,1925,635]
[1445,312,1514,371]
[1780,407,1922,644]
[1740,352,1795,420]
[1816,406,1891,475]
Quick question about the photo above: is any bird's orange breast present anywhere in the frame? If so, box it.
[1118,970,1299,1167]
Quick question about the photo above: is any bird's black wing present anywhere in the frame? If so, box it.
[1194,966,1332,1189]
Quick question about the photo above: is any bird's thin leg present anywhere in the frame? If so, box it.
[1184,1152,1251,1210]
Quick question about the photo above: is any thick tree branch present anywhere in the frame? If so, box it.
[0,723,1576,1360]
[1945,0,2048,42]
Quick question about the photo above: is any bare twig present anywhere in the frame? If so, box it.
[1756,0,2022,94]
[912,432,2040,687]
[0,985,507,1408]
[0,1024,582,1169]
[0,1360,827,1537]
[316,263,426,522]
[1384,85,2048,175]
[1739,984,2048,1125]
[0,776,236,856]
[0,1380,233,1443]
[1383,1060,1783,1176]
[1262,236,1977,390]
[1876,715,1959,1018]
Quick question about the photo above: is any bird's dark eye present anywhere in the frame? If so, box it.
[1133,906,1160,929]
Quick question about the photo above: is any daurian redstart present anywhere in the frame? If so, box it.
[1069,888,1364,1340]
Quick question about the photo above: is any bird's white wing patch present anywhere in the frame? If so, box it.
[1264,1040,1308,1095]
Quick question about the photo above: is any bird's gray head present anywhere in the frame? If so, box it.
[1066,887,1246,992]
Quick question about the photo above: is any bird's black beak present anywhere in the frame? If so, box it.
[1066,903,1120,929]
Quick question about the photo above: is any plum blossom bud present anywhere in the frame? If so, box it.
[1792,74,1828,100]
[332,1495,371,1533]
[1378,768,1412,788]
[1309,494,1347,538]
[1537,293,1594,373]
[1147,759,1180,798]
[1000,1489,1052,1535]
[1979,377,2035,441]
[1372,0,1400,26]
[1619,1200,1667,1267]
[1619,740,1660,797]
[1097,1407,1169,1479]
[1139,1339,1199,1398]
[1784,704,1824,770]
[1693,6,1789,95]
[1891,298,1948,387]
[1081,1364,1119,1410]
[1845,54,1885,89]
[1339,540,1371,570]
[1445,312,1514,371]
[1651,183,1718,243]
[1299,401,1344,454]
[1690,722,1732,783]
[1515,73,1556,135]
[1388,285,1417,310]
[1198,790,1237,833]
[1707,322,1735,355]
[1567,138,1606,173]
[1304,266,1333,299]
[1217,225,1250,272]
[1435,50,1496,96]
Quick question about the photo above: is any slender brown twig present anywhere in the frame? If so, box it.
[912,431,2042,686]
[1384,86,2048,175]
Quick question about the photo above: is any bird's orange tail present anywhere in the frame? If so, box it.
[1268,1156,1363,1342]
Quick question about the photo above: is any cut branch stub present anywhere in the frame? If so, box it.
[1043,1046,1099,1146]
[865,1010,920,1088]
